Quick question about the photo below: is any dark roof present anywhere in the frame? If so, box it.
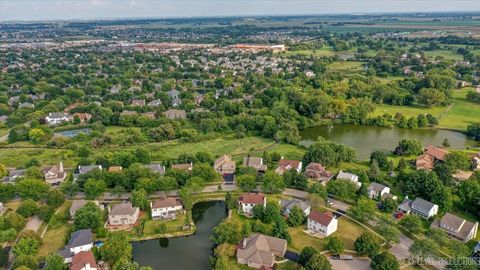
[223,173,235,183]
[69,229,93,248]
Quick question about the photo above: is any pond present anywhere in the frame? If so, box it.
[300,125,476,160]
[132,201,227,270]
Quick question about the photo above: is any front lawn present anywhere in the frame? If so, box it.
[143,213,188,234]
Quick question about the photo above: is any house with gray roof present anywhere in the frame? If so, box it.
[432,213,478,242]
[69,200,100,218]
[2,169,26,184]
[148,99,162,107]
[237,234,287,269]
[143,163,166,175]
[167,89,180,99]
[45,112,73,125]
[279,199,311,217]
[336,170,361,188]
[108,202,139,226]
[59,229,93,263]
[367,182,395,200]
[78,165,102,175]
[398,197,438,219]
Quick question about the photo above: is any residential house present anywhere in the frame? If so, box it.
[45,112,73,125]
[150,197,183,220]
[280,199,311,217]
[0,115,8,123]
[236,234,287,269]
[171,162,193,171]
[214,154,236,174]
[73,113,92,123]
[43,162,67,185]
[416,146,449,170]
[304,162,333,184]
[71,251,97,270]
[275,159,302,175]
[398,197,439,219]
[238,193,266,215]
[131,99,146,106]
[108,202,140,226]
[367,182,396,200]
[163,109,186,120]
[2,169,26,183]
[223,173,235,185]
[242,156,267,172]
[167,89,180,99]
[64,102,83,112]
[148,99,162,107]
[59,229,94,263]
[336,170,361,188]
[78,165,102,175]
[18,102,34,109]
[143,163,166,175]
[432,213,478,242]
[120,110,137,116]
[171,97,182,107]
[108,166,122,173]
[70,200,100,218]
[307,211,338,237]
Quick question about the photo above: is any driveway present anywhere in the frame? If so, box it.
[24,216,42,232]
[391,233,412,261]
[328,257,371,270]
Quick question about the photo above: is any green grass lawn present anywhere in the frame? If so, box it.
[424,50,464,61]
[288,216,370,252]
[327,61,364,73]
[283,46,336,57]
[143,213,187,234]
[37,223,72,258]
[372,104,445,119]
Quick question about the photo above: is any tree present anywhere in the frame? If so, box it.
[101,232,132,267]
[211,220,242,245]
[131,188,149,210]
[305,253,332,270]
[326,180,358,201]
[409,239,438,260]
[445,257,478,270]
[371,251,399,270]
[16,178,49,201]
[326,236,344,256]
[46,190,65,209]
[0,183,15,202]
[283,170,308,190]
[44,253,66,270]
[84,179,106,199]
[225,192,237,210]
[376,216,400,244]
[134,147,151,164]
[73,202,102,230]
[271,216,291,243]
[261,172,285,194]
[192,163,218,182]
[302,138,355,167]
[287,205,305,227]
[351,197,376,222]
[16,199,38,218]
[397,158,408,171]
[299,246,319,266]
[370,151,388,168]
[237,175,257,192]
[444,152,471,171]
[398,214,423,235]
[261,201,281,223]
[0,248,8,267]
[14,236,41,256]
[60,180,79,198]
[354,232,380,257]
[112,258,153,270]
[418,88,446,107]
[395,139,423,156]
[442,138,450,147]
[457,179,480,215]
[0,163,6,178]
[380,198,398,214]
[13,255,38,270]
[28,128,46,144]
[466,122,480,141]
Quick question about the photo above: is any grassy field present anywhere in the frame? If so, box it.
[424,50,464,60]
[37,201,73,259]
[287,216,371,252]
[327,61,364,73]
[143,213,187,234]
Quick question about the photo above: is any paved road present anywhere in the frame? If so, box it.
[328,257,371,270]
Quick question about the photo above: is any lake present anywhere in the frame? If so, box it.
[132,201,227,270]
[300,125,476,160]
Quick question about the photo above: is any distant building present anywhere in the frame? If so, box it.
[43,162,67,185]
[131,99,146,106]
[238,193,266,216]
[307,211,338,237]
[108,166,123,173]
[45,112,72,125]
[275,159,302,175]
[416,146,449,171]
[148,99,162,107]
[2,169,26,183]
[236,234,287,269]
[163,109,186,120]
[171,162,193,171]
[143,163,166,175]
[150,197,183,220]
[242,156,267,172]
[214,154,236,174]
[336,170,361,188]
[73,113,92,123]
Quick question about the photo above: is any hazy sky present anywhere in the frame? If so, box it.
[1,0,480,21]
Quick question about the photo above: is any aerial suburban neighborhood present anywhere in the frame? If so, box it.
[0,1,479,270]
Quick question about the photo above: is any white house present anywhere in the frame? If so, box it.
[275,159,302,175]
[398,197,439,219]
[238,193,266,215]
[336,170,361,188]
[151,197,183,220]
[307,211,338,237]
[279,199,311,217]
[45,112,72,125]
[59,229,93,263]
[367,182,391,200]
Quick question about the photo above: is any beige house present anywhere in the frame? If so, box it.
[214,154,236,174]
[171,162,193,171]
[42,162,67,185]
[108,202,140,226]
[432,213,478,242]
[70,200,99,218]
[237,234,287,269]
[163,109,186,120]
[243,156,267,172]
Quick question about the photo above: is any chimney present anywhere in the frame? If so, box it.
[242,238,247,248]
[59,162,64,172]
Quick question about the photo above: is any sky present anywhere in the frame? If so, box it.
[1,0,480,22]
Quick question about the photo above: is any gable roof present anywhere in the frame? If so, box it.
[109,202,138,216]
[280,199,310,213]
[69,229,93,248]
[236,234,287,267]
[151,197,182,209]
[367,182,388,192]
[239,193,265,205]
[71,251,97,270]
[425,146,448,161]
[412,197,437,212]
[277,159,301,169]
[308,211,334,226]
